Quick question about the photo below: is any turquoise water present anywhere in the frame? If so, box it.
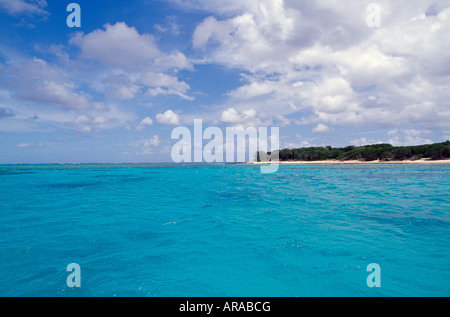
[0,163,449,297]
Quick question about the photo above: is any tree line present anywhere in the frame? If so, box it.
[257,141,450,162]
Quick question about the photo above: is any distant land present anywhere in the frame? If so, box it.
[256,141,450,162]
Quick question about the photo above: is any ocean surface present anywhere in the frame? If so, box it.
[0,163,449,297]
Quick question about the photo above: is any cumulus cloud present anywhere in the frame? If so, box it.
[136,116,153,131]
[20,81,100,110]
[220,107,256,123]
[191,0,450,130]
[156,110,180,125]
[312,123,331,134]
[140,72,193,100]
[0,58,105,111]
[69,22,194,101]
[0,25,182,136]
[139,117,154,126]
[144,135,161,147]
[3,0,450,158]
[70,22,192,72]
[192,1,298,72]
[220,108,240,123]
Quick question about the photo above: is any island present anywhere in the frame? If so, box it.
[254,140,450,164]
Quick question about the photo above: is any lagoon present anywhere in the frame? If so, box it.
[0,163,449,296]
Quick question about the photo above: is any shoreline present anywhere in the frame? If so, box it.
[246,158,450,165]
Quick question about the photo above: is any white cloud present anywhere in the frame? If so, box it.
[66,114,120,133]
[220,107,256,123]
[0,21,196,138]
[0,55,137,134]
[156,110,180,125]
[69,22,194,101]
[192,1,297,72]
[21,81,96,110]
[0,0,48,16]
[136,116,153,131]
[134,135,161,148]
[78,125,92,134]
[189,0,450,130]
[102,74,141,100]
[70,22,192,72]
[140,117,153,126]
[351,129,435,147]
[220,108,240,123]
[280,133,314,149]
[146,135,161,147]
[72,115,90,125]
[17,142,43,148]
[2,0,450,160]
[154,15,180,36]
[17,142,32,148]
[350,137,374,147]
[140,72,193,100]
[131,135,162,155]
[92,116,110,125]
[312,123,330,134]
[387,129,433,146]
[109,85,140,100]
[0,58,105,111]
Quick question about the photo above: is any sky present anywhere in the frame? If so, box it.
[0,0,449,163]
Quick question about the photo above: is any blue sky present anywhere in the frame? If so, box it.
[0,0,449,163]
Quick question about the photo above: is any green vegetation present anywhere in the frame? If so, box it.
[257,141,450,162]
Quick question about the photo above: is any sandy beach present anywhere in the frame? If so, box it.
[246,158,450,165]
